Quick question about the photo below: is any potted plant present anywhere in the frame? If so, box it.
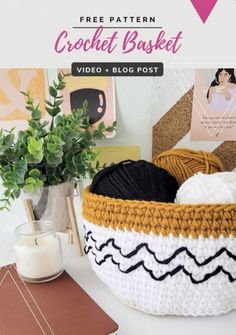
[0,72,116,231]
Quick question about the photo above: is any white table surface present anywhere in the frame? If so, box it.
[1,228,236,335]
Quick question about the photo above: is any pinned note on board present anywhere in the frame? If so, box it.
[93,145,140,166]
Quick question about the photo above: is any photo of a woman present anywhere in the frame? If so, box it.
[207,68,236,103]
[191,68,236,141]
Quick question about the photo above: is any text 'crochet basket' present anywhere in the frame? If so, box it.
[82,187,236,316]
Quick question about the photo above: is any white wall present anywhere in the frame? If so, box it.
[98,76,156,160]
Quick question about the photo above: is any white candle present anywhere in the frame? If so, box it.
[15,221,64,282]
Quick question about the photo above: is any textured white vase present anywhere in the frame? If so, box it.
[22,181,75,231]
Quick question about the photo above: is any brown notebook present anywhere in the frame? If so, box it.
[0,265,118,335]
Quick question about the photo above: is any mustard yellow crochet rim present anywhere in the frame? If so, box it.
[82,187,236,239]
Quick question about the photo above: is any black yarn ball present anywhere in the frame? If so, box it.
[90,160,179,202]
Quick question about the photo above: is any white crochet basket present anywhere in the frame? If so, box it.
[82,187,236,316]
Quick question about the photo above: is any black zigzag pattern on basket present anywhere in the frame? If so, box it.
[84,230,236,267]
[84,230,236,284]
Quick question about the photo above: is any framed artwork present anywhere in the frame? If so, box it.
[191,68,236,141]
[0,69,48,131]
[59,70,116,138]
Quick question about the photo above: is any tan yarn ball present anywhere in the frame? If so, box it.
[152,148,225,185]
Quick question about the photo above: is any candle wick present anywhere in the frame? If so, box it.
[35,238,38,246]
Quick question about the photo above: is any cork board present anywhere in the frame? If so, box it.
[152,87,236,171]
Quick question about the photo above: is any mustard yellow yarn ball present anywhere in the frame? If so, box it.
[152,148,224,186]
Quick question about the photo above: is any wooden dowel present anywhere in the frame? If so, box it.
[68,233,74,244]
[23,199,35,222]
[66,196,83,256]
[64,228,74,244]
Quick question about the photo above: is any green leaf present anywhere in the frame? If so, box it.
[49,86,57,98]
[20,91,28,96]
[25,153,40,164]
[84,130,92,141]
[55,115,63,126]
[40,120,49,128]
[54,99,63,107]
[58,83,65,90]
[47,106,61,117]
[4,189,11,198]
[52,107,61,117]
[12,160,27,184]
[47,143,59,153]
[53,152,63,159]
[24,177,44,193]
[46,106,53,115]
[106,126,114,132]
[5,134,14,146]
[26,106,35,112]
[0,145,8,153]
[26,98,33,105]
[58,72,63,82]
[29,168,41,178]
[13,188,21,198]
[46,153,62,167]
[32,109,41,120]
[98,122,105,131]
[45,99,54,107]
[63,141,72,151]
[28,137,43,157]
[92,130,104,140]
[3,177,16,189]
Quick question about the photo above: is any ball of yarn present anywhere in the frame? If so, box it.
[152,148,224,185]
[175,172,236,204]
[90,160,179,202]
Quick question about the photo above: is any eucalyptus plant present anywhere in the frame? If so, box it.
[0,72,116,210]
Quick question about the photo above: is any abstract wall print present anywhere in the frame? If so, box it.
[191,68,236,141]
[0,69,47,131]
[59,70,116,138]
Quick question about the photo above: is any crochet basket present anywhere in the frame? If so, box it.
[82,187,236,316]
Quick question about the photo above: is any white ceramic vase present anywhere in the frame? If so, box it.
[22,181,75,232]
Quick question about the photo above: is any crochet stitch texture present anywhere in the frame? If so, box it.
[152,148,224,185]
[83,188,236,239]
[82,187,236,316]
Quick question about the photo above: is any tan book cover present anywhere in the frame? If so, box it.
[0,265,118,335]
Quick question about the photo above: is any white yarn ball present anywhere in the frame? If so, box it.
[175,172,236,204]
